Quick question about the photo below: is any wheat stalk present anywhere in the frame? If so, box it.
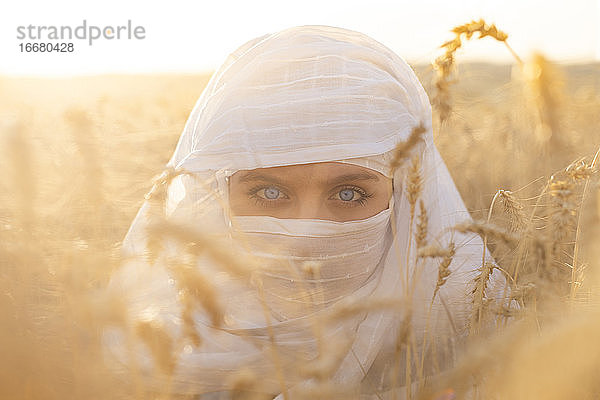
[432,19,519,124]
[523,52,566,148]
[135,320,176,376]
[390,122,426,172]
[415,200,429,249]
[433,243,456,301]
[568,148,600,303]
[498,190,527,232]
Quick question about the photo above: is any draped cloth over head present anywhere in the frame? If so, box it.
[104,25,504,399]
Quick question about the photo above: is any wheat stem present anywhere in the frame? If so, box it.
[569,146,600,304]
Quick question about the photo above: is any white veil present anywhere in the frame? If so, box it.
[105,25,503,399]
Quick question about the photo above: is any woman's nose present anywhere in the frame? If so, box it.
[292,197,332,220]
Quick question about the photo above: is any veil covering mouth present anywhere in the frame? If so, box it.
[104,25,504,398]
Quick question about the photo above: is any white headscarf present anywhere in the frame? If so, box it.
[104,25,503,399]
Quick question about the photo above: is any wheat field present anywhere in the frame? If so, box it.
[1,21,600,400]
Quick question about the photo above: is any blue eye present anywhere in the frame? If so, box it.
[339,188,355,201]
[331,186,373,208]
[247,185,288,208]
[263,187,280,199]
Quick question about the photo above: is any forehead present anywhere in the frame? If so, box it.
[230,162,386,184]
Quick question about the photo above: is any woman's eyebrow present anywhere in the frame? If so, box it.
[237,171,287,185]
[327,172,380,185]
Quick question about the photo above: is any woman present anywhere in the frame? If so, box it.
[104,25,503,399]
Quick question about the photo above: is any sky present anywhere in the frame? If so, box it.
[1,0,598,76]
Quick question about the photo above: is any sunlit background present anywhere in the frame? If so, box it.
[0,0,598,76]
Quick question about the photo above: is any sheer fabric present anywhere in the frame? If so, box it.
[104,25,503,399]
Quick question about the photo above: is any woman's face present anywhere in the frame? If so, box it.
[228,162,393,222]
